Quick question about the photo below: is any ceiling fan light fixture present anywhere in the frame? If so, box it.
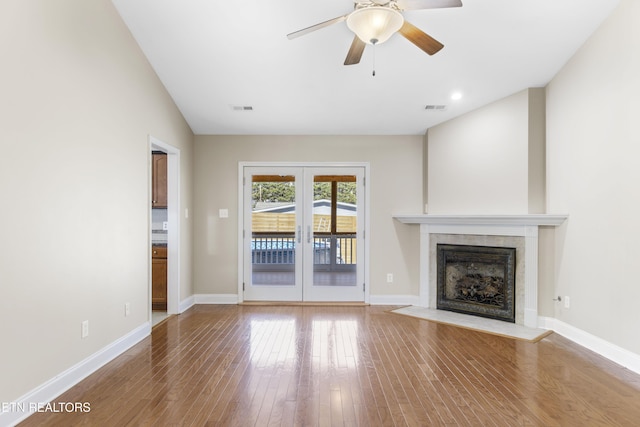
[346,7,404,45]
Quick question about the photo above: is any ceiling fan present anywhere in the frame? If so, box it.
[287,0,463,66]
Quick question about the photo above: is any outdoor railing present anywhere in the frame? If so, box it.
[251,234,296,264]
[252,233,356,265]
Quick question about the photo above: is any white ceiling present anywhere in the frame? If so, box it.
[111,0,619,135]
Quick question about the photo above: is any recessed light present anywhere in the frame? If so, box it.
[451,92,463,100]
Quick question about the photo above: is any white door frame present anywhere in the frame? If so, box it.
[150,135,180,316]
[237,161,370,304]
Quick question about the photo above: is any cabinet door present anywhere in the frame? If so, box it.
[152,153,168,208]
[152,248,167,310]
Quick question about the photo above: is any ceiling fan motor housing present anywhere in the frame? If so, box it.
[347,6,404,45]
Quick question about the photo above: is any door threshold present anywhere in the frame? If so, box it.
[240,301,369,307]
[152,312,174,328]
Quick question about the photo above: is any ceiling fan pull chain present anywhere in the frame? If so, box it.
[372,41,377,77]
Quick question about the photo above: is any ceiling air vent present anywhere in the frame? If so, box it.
[425,105,447,111]
[231,105,254,111]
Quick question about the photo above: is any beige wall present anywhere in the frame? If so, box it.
[546,0,640,354]
[427,88,545,214]
[193,135,423,299]
[528,89,547,213]
[0,0,193,402]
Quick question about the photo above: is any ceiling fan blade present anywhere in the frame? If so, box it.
[398,20,444,55]
[344,35,366,65]
[396,0,462,11]
[287,15,348,40]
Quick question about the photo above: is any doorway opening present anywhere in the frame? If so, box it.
[149,136,180,326]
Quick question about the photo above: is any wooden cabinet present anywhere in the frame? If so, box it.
[152,152,167,208]
[152,245,167,311]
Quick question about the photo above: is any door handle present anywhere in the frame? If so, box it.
[297,225,302,243]
[307,226,311,243]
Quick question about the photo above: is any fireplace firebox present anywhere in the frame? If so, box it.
[437,244,516,323]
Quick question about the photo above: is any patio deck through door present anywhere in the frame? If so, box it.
[242,165,366,302]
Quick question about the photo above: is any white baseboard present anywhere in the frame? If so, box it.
[539,316,640,375]
[1,322,150,427]
[193,293,418,306]
[368,294,421,306]
[193,293,239,304]
[179,295,195,313]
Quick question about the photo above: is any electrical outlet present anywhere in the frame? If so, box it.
[564,296,570,309]
[125,303,130,317]
[162,221,168,230]
[81,320,89,338]
[386,273,393,283]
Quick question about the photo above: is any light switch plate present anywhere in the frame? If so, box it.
[219,209,229,218]
[81,320,89,338]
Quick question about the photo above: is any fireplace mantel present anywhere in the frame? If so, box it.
[393,214,568,226]
[393,213,568,328]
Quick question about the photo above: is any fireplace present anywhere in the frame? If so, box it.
[392,214,567,328]
[437,244,516,323]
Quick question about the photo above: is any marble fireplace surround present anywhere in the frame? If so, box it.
[393,215,568,329]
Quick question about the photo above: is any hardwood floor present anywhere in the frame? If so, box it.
[20,305,640,426]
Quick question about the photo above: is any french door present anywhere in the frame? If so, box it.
[242,165,366,302]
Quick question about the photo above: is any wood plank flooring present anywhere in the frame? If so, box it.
[20,305,640,426]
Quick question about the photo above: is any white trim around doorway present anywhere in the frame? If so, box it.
[149,135,180,316]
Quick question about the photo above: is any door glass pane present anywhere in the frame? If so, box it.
[336,181,357,269]
[251,175,296,286]
[312,175,357,287]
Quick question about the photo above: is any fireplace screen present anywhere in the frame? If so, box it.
[437,244,516,323]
